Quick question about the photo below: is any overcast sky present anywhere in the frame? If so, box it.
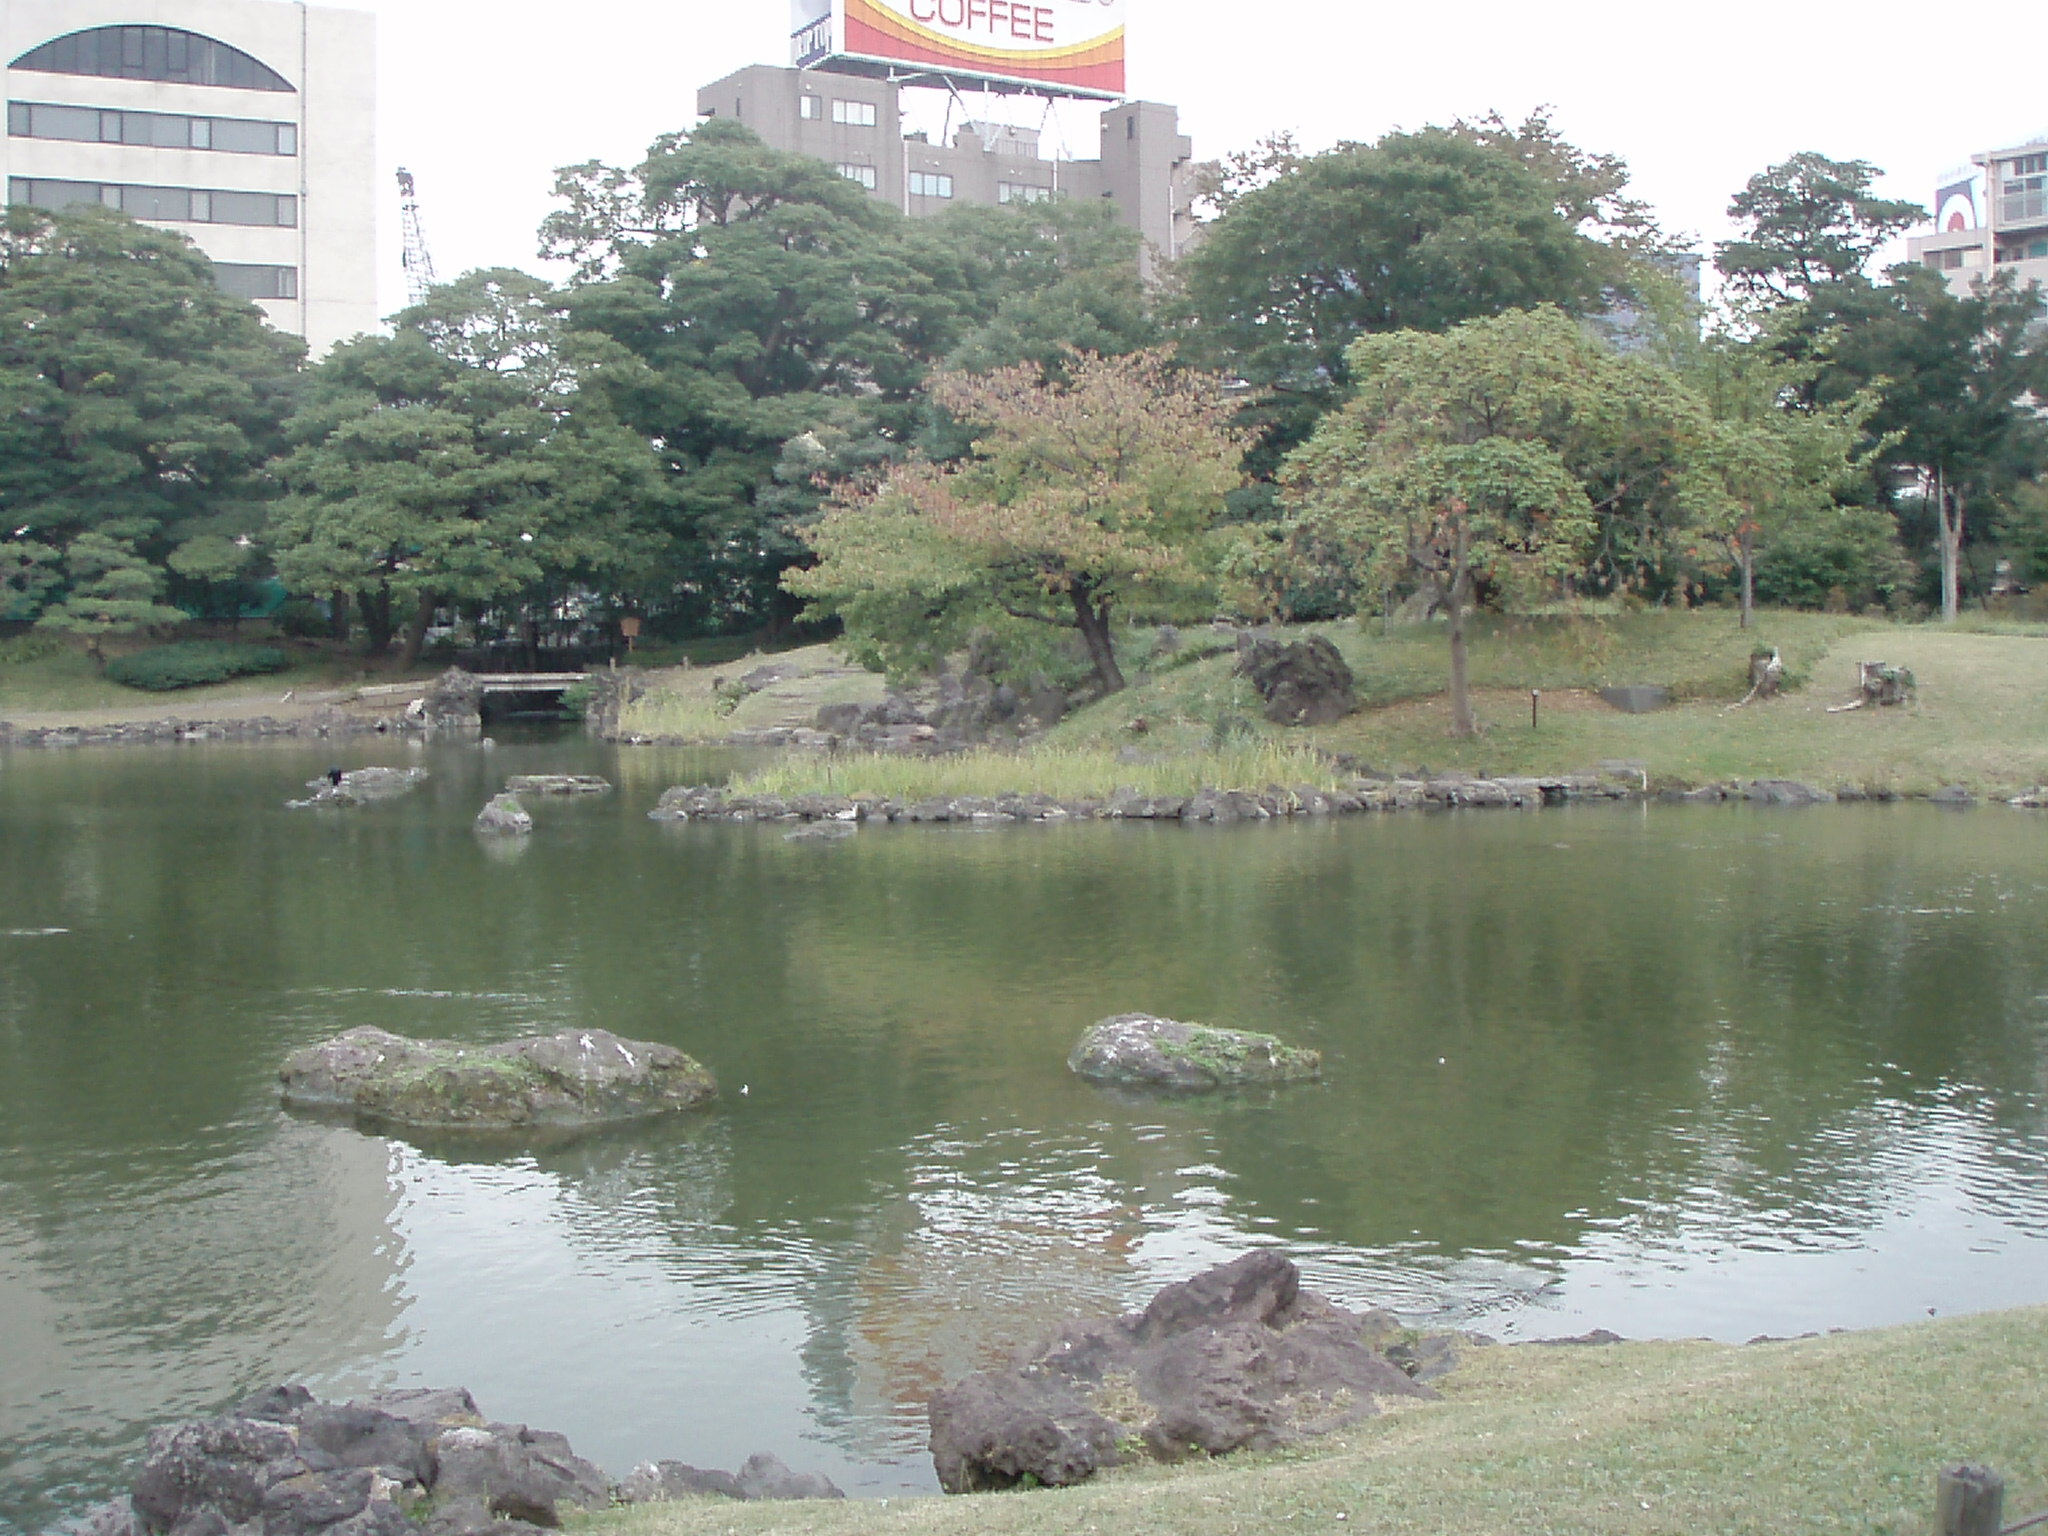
[357,0,2048,321]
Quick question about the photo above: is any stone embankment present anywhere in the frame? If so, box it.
[55,1383,840,1536]
[650,773,1640,827]
[0,710,412,749]
[650,773,2048,826]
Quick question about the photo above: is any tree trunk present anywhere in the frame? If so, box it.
[1738,524,1755,631]
[397,589,437,671]
[358,586,395,657]
[1936,469,1964,624]
[1069,579,1125,695]
[330,590,351,644]
[1446,520,1475,737]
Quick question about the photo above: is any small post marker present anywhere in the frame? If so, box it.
[1530,689,1540,730]
[1935,1464,2004,1536]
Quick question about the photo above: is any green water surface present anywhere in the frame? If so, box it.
[2,734,2045,1529]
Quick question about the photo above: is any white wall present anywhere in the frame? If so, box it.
[1,0,376,355]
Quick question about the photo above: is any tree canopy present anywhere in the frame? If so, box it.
[787,350,1245,695]
[0,205,300,628]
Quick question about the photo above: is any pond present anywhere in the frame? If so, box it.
[3,735,2046,1532]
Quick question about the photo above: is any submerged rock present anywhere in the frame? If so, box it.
[287,767,429,809]
[473,794,532,835]
[278,1026,717,1131]
[927,1249,1446,1493]
[1068,1013,1321,1091]
[503,775,612,796]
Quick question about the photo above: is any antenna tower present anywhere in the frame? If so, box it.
[396,167,438,305]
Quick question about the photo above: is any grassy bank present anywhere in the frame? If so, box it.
[0,638,413,721]
[694,611,2048,801]
[579,1304,2046,1536]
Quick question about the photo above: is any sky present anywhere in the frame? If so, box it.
[358,0,2048,321]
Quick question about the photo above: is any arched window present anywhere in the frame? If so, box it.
[11,27,293,92]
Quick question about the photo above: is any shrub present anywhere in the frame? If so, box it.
[105,641,290,691]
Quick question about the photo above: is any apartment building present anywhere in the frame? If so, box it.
[697,64,1197,275]
[2,0,377,354]
[1907,134,2048,299]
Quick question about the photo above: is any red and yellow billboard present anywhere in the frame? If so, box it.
[792,0,1125,100]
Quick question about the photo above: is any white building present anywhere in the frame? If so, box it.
[2,0,376,355]
[1907,135,2048,301]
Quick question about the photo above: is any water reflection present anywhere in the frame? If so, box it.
[2,740,2047,1531]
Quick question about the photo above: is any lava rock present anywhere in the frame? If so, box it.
[1236,635,1358,726]
[473,794,532,835]
[431,1425,609,1527]
[1744,779,1836,806]
[734,1454,844,1501]
[928,1250,1442,1493]
[1068,1014,1320,1091]
[502,776,611,796]
[278,1026,716,1132]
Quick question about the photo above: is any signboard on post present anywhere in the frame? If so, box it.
[791,0,1125,99]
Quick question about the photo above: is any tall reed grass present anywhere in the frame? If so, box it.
[724,742,1346,801]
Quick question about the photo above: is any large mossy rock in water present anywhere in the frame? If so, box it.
[1069,1013,1320,1090]
[280,1026,717,1131]
[927,1249,1445,1493]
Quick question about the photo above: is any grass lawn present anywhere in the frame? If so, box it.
[0,641,380,719]
[697,611,2048,801]
[577,1304,2047,1536]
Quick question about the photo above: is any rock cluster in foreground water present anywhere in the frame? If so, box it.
[55,1383,840,1536]
[278,1026,716,1132]
[927,1249,1467,1493]
[1069,1014,1321,1090]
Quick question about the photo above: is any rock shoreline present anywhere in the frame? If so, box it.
[644,773,1918,826]
[53,1383,842,1536]
[0,710,423,749]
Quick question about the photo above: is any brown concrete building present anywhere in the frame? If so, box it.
[696,64,1197,274]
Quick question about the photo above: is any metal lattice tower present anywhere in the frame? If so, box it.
[396,167,438,306]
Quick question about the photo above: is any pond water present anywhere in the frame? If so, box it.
[3,734,2047,1532]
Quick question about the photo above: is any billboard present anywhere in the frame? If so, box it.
[1934,166,1981,232]
[791,0,1124,100]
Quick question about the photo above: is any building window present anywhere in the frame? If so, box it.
[1926,247,1967,270]
[9,101,297,155]
[2009,153,2047,177]
[9,178,297,226]
[10,26,292,92]
[215,263,297,300]
[831,99,876,127]
[908,171,953,199]
[835,163,876,190]
[2031,239,2048,260]
[799,94,821,120]
[998,181,1050,204]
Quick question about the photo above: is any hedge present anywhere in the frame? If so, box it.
[106,641,291,691]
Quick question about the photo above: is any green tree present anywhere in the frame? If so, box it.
[786,350,1244,696]
[267,269,668,664]
[1681,313,1880,627]
[1284,309,1657,735]
[1818,269,2048,619]
[0,205,300,616]
[34,531,185,664]
[542,121,958,634]
[1179,124,1634,406]
[1715,152,1923,305]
